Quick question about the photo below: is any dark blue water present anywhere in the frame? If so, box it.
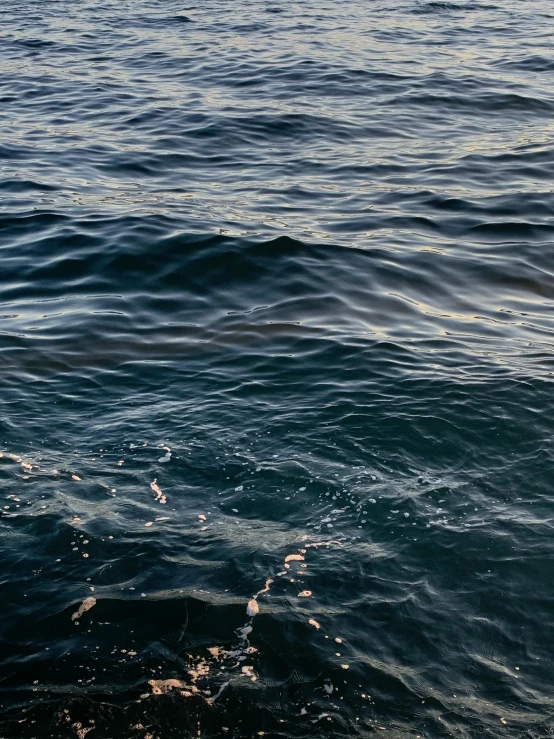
[1,0,554,736]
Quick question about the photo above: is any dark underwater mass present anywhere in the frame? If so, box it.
[0,0,553,737]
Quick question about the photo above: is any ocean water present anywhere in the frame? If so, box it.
[1,0,553,736]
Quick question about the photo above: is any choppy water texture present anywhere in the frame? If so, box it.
[1,0,553,737]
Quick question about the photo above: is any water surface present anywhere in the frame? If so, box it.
[0,0,553,737]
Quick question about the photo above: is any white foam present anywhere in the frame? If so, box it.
[149,679,192,696]
[151,479,166,504]
[206,680,230,704]
[256,578,273,596]
[71,597,96,621]
[158,446,172,463]
[246,599,259,617]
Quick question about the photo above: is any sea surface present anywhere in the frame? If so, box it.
[0,0,553,737]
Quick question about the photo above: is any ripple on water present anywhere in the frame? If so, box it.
[0,0,553,737]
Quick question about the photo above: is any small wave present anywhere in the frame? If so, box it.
[411,1,499,14]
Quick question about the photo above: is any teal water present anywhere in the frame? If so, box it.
[0,1,553,737]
